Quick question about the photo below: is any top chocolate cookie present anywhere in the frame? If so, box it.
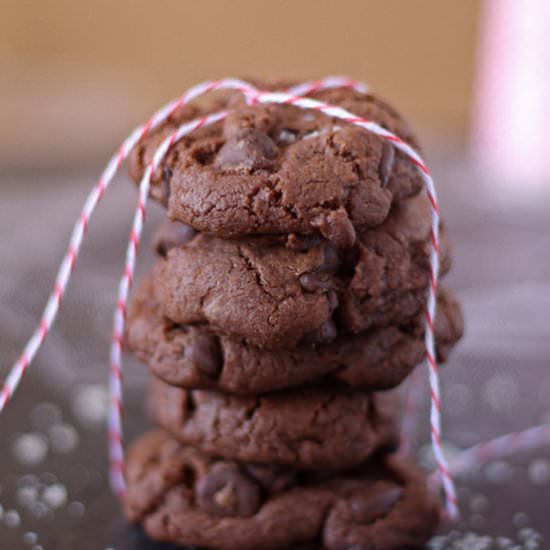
[129,83,423,247]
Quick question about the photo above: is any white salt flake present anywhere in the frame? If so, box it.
[484,460,514,484]
[17,486,39,507]
[470,494,489,513]
[23,532,38,545]
[49,423,79,453]
[71,384,109,427]
[527,457,550,485]
[4,509,21,527]
[42,483,67,509]
[12,433,48,465]
[513,512,529,528]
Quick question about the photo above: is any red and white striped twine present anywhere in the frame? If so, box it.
[429,424,550,490]
[2,76,548,520]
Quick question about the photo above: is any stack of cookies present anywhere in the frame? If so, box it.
[123,83,464,550]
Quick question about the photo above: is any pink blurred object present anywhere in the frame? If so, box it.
[472,0,550,187]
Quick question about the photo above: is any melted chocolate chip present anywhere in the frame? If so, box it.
[244,464,296,492]
[186,334,223,378]
[378,142,395,188]
[216,129,278,171]
[321,244,341,273]
[153,221,196,256]
[303,319,338,346]
[299,244,340,292]
[313,208,356,248]
[196,464,261,517]
[286,233,323,251]
[327,289,339,312]
[299,272,335,292]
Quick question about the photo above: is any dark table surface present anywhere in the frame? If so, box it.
[1,162,549,550]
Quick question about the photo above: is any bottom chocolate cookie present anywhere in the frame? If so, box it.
[125,431,441,550]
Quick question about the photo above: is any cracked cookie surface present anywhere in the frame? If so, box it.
[126,277,463,395]
[128,83,424,247]
[124,430,440,550]
[149,377,399,469]
[152,194,451,349]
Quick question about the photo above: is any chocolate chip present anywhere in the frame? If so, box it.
[186,334,222,378]
[196,464,261,517]
[216,129,278,171]
[286,233,323,251]
[299,272,335,292]
[320,244,340,273]
[313,208,356,248]
[378,142,395,188]
[303,319,337,346]
[153,221,196,256]
[244,464,296,492]
[299,245,340,292]
[351,485,403,524]
[223,105,275,138]
[317,319,338,343]
[327,289,339,312]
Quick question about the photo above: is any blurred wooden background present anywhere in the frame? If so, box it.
[1,0,480,169]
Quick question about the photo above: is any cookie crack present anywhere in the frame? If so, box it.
[268,176,300,220]
[235,245,275,300]
[311,392,340,427]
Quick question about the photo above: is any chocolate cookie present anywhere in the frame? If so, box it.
[126,277,463,396]
[128,83,424,247]
[149,377,399,469]
[153,194,451,349]
[125,430,440,550]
